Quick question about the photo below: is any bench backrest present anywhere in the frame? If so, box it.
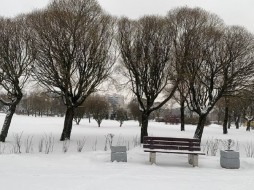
[143,136,201,151]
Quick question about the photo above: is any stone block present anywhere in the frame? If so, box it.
[111,146,127,162]
[220,150,240,169]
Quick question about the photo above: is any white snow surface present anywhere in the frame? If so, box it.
[0,113,254,190]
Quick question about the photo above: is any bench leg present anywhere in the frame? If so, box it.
[149,152,156,164]
[188,154,198,167]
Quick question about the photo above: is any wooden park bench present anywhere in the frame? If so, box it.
[143,136,205,167]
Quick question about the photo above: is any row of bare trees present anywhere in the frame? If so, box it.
[171,9,254,138]
[0,0,115,142]
[15,92,65,117]
[214,88,254,132]
[117,7,254,142]
[74,94,128,127]
[0,0,254,143]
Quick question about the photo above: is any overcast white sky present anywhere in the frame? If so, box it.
[0,0,253,33]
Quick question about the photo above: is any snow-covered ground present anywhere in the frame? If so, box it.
[0,114,254,190]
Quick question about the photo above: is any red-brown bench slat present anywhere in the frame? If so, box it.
[143,144,201,151]
[143,141,200,147]
[144,136,200,143]
[143,136,205,166]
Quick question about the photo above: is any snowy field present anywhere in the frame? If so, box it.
[0,113,254,190]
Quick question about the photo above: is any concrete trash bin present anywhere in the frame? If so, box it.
[111,146,127,162]
[220,150,240,169]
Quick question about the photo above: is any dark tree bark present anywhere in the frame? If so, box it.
[60,107,75,141]
[235,116,240,129]
[141,112,149,140]
[0,97,22,142]
[227,114,232,129]
[180,97,185,131]
[194,114,207,140]
[246,120,251,131]
[223,106,229,134]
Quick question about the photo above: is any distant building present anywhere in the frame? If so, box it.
[106,93,125,119]
[106,93,124,108]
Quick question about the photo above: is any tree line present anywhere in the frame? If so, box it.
[0,0,254,143]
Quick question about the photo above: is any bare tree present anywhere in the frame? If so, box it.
[213,98,225,125]
[115,107,128,127]
[167,7,224,136]
[220,95,241,134]
[230,95,245,129]
[18,91,65,117]
[127,98,141,126]
[0,17,35,142]
[90,95,109,127]
[73,106,85,125]
[82,95,97,123]
[29,0,115,140]
[170,8,254,140]
[117,16,179,143]
[172,86,188,131]
[243,103,254,131]
[238,89,254,131]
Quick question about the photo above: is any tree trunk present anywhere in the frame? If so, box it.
[75,118,81,125]
[246,120,251,131]
[97,120,101,127]
[193,114,207,140]
[227,114,231,129]
[223,106,229,134]
[235,116,240,129]
[0,103,18,142]
[180,98,185,131]
[217,112,221,125]
[140,112,149,143]
[60,107,75,141]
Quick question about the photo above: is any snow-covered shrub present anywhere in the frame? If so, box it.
[0,142,5,154]
[38,138,44,153]
[25,136,33,153]
[62,140,70,153]
[116,135,125,146]
[77,137,87,152]
[221,139,235,150]
[203,138,220,156]
[245,142,254,158]
[44,134,54,154]
[104,133,114,151]
[92,137,97,151]
[132,135,141,148]
[12,132,23,154]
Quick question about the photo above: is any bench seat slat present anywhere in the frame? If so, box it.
[144,136,200,143]
[143,141,200,146]
[144,149,205,155]
[143,144,201,151]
